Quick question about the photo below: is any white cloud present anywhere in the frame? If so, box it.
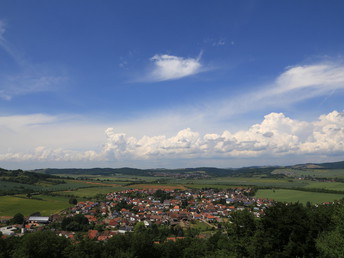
[2,110,344,166]
[273,63,344,94]
[212,62,344,121]
[91,110,344,160]
[147,54,203,81]
[0,69,67,100]
[2,60,344,168]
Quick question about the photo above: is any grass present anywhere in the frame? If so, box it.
[304,181,344,191]
[255,189,344,205]
[127,184,188,190]
[55,186,126,198]
[170,176,310,189]
[185,184,238,189]
[190,221,213,231]
[0,195,73,216]
[272,168,344,179]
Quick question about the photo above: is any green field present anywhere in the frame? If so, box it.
[272,168,344,179]
[190,221,213,231]
[55,186,125,198]
[304,181,344,191]
[170,176,310,188]
[255,189,344,205]
[0,195,73,216]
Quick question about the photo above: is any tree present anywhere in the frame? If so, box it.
[103,234,131,257]
[68,198,77,205]
[257,202,311,257]
[61,214,89,231]
[226,209,257,256]
[12,231,70,258]
[64,238,103,258]
[316,205,344,257]
[12,213,24,224]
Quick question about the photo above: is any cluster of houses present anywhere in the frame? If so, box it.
[1,187,275,241]
[62,187,274,240]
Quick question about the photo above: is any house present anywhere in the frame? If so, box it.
[27,216,50,224]
[0,226,17,236]
[118,226,133,234]
[88,230,99,239]
[171,206,180,212]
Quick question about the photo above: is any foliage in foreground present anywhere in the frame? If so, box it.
[1,202,344,257]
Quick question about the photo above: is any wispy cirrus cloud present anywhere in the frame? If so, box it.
[213,61,344,121]
[144,53,204,82]
[0,68,68,100]
[0,20,67,100]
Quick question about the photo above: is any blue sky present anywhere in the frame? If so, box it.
[1,1,344,169]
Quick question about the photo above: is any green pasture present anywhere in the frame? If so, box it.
[55,186,126,198]
[190,221,213,231]
[172,176,309,189]
[184,184,237,190]
[304,181,344,191]
[0,180,39,192]
[0,195,72,217]
[53,173,165,183]
[255,189,344,205]
[272,168,344,179]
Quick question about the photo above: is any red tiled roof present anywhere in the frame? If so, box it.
[88,230,98,239]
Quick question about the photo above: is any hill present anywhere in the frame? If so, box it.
[291,160,344,169]
[33,166,278,177]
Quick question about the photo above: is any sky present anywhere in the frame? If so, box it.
[1,0,344,169]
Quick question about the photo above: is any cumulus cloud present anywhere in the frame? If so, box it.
[96,110,344,159]
[2,110,344,164]
[147,54,203,81]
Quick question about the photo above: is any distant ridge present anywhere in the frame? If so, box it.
[33,166,276,177]
[315,160,344,169]
[28,160,344,176]
[290,160,344,169]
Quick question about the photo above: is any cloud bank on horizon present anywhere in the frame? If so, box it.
[1,110,344,166]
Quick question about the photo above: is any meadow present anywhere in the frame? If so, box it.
[171,176,310,188]
[0,195,74,217]
[255,189,344,205]
[272,168,344,179]
[54,186,126,198]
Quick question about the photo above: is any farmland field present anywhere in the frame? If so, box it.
[255,189,344,205]
[172,176,310,188]
[55,186,125,198]
[272,168,344,179]
[304,181,344,191]
[0,195,73,216]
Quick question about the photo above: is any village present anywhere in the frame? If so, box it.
[1,187,275,241]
